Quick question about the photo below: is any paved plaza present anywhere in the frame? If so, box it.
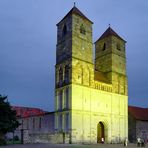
[0,143,147,148]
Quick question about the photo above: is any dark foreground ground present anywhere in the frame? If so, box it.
[0,143,147,148]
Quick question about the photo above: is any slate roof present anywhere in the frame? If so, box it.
[129,106,148,121]
[95,26,126,43]
[57,6,93,25]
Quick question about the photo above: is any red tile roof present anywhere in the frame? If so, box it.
[12,106,47,118]
[129,106,148,121]
[57,6,93,25]
[95,27,126,43]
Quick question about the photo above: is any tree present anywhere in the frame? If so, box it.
[0,95,20,145]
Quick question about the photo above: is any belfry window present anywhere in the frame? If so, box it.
[80,24,86,35]
[102,43,106,51]
[62,24,67,36]
[117,43,121,50]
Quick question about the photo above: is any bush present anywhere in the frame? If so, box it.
[0,138,7,146]
[13,135,19,141]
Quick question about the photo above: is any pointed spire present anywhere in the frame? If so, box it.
[74,2,76,7]
[57,5,93,25]
[95,26,126,43]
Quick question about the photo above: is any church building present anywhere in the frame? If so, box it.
[55,6,128,143]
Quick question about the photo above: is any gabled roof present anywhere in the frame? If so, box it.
[57,6,93,25]
[129,106,148,121]
[95,26,126,43]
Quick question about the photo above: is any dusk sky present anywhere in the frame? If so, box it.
[0,0,148,111]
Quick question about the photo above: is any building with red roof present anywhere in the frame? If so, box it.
[12,106,46,118]
[128,106,148,142]
[7,106,55,143]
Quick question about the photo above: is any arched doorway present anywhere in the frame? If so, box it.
[97,122,105,143]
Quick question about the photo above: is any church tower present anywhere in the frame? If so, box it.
[55,6,128,144]
[55,5,94,143]
[95,27,128,95]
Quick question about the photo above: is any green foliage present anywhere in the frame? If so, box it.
[13,135,19,141]
[0,95,20,145]
[0,138,6,146]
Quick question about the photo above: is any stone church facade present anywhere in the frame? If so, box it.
[55,6,128,143]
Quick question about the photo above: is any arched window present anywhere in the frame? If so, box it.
[77,67,83,84]
[58,114,62,130]
[59,90,63,110]
[102,43,106,51]
[117,43,121,51]
[65,88,69,109]
[65,65,70,83]
[33,118,35,130]
[59,67,63,84]
[80,24,86,35]
[62,24,67,36]
[39,117,41,129]
[65,113,69,132]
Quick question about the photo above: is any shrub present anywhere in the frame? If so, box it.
[0,138,6,146]
[13,135,19,141]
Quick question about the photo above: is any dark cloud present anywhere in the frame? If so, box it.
[0,0,148,111]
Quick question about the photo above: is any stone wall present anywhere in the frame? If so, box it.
[7,112,55,142]
[128,114,148,142]
[71,84,128,144]
[136,121,148,141]
[24,133,70,144]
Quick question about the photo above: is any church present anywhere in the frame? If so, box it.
[9,5,128,144]
[55,5,128,143]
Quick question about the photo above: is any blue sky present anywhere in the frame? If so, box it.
[0,0,148,111]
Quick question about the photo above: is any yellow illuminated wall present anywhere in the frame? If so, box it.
[55,7,128,144]
[71,83,128,143]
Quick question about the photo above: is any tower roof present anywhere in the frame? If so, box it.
[57,6,93,25]
[95,26,126,43]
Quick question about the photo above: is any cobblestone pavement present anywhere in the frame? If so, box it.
[0,143,148,148]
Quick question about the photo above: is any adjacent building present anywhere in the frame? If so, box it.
[7,106,54,143]
[128,106,148,142]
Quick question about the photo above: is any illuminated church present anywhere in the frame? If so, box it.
[55,5,128,143]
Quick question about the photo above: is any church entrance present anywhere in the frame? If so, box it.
[97,122,105,143]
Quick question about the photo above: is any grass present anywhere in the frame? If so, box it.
[6,140,21,145]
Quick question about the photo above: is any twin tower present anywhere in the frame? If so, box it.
[54,6,128,144]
